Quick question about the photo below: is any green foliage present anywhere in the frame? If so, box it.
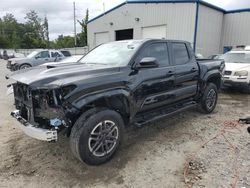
[43,16,49,47]
[0,9,89,49]
[53,35,75,48]
[0,11,49,49]
[77,9,89,47]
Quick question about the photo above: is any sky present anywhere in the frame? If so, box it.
[0,0,250,40]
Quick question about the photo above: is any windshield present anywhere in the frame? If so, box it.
[79,41,142,66]
[223,52,250,63]
[27,51,39,58]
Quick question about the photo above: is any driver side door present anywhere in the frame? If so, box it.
[34,50,51,66]
[132,42,176,113]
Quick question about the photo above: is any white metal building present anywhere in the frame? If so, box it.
[87,0,250,57]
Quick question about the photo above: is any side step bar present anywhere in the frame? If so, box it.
[134,101,197,127]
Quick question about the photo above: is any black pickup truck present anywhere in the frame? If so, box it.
[7,39,224,165]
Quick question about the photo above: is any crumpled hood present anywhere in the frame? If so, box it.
[7,64,122,89]
[225,62,250,71]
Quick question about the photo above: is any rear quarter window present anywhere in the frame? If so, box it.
[61,51,71,57]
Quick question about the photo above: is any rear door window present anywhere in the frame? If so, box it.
[51,52,62,58]
[172,43,190,65]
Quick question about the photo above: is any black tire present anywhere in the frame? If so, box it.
[199,83,218,113]
[244,83,250,94]
[70,108,124,165]
[19,64,31,70]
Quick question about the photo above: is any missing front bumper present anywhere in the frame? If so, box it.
[11,110,58,142]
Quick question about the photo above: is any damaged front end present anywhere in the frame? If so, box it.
[11,82,79,142]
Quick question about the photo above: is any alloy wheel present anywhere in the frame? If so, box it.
[88,120,119,157]
[206,89,217,110]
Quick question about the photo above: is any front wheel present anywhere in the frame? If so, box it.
[19,64,31,70]
[70,108,124,165]
[199,83,218,113]
[244,83,250,94]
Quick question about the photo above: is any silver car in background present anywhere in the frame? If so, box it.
[7,49,69,71]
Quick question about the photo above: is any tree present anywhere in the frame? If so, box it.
[0,36,8,48]
[54,35,75,48]
[25,10,43,39]
[23,10,49,48]
[0,10,84,49]
[77,9,89,47]
[43,16,49,47]
[11,31,22,48]
[0,13,21,48]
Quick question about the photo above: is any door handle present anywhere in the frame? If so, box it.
[166,71,174,77]
[191,68,198,72]
[45,58,49,61]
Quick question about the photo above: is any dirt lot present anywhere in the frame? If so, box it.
[0,60,249,188]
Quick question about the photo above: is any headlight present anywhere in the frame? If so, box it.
[234,70,248,76]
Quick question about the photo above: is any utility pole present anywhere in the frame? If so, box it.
[103,2,105,13]
[73,2,77,52]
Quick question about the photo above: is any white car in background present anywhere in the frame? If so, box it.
[222,48,250,93]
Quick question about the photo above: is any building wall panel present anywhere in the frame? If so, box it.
[88,3,196,49]
[222,12,250,48]
[196,5,224,57]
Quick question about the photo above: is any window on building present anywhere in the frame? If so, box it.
[115,29,134,41]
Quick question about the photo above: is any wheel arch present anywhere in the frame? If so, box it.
[203,71,221,89]
[72,89,132,125]
[19,63,32,69]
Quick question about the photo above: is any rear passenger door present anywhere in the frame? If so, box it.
[170,42,199,101]
[51,51,63,62]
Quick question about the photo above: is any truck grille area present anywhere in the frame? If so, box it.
[13,83,31,102]
[13,83,67,129]
[13,83,33,122]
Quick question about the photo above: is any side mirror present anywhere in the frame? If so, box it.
[136,57,159,69]
[35,56,39,59]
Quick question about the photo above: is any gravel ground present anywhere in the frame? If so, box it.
[0,60,249,188]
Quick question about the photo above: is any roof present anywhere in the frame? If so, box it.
[87,0,250,24]
[226,8,250,14]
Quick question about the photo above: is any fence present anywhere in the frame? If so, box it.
[14,47,89,56]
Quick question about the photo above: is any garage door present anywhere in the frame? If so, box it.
[142,25,167,39]
[95,32,109,46]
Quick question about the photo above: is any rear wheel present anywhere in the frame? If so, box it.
[70,108,124,165]
[199,83,218,113]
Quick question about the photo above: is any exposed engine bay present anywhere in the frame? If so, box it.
[12,82,79,137]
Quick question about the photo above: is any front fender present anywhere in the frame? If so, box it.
[71,88,132,110]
